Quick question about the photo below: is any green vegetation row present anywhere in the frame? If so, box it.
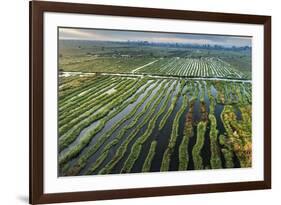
[188,81,199,102]
[59,78,252,175]
[219,134,234,168]
[94,81,170,175]
[60,56,155,73]
[121,81,174,173]
[59,39,251,78]
[137,57,246,79]
[220,105,252,168]
[212,81,251,106]
[178,99,195,170]
[59,78,147,153]
[59,78,125,125]
[59,77,121,114]
[192,121,207,170]
[209,114,222,169]
[59,76,126,113]
[161,94,188,171]
[59,75,80,87]
[63,80,159,175]
[59,75,101,100]
[158,80,182,130]
[59,79,136,138]
[59,75,111,103]
[207,84,222,169]
[139,80,180,173]
[58,78,153,166]
[59,74,96,94]
[142,141,157,172]
[199,81,206,102]
[84,81,166,175]
[58,79,133,133]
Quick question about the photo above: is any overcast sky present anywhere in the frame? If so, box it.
[59,27,251,47]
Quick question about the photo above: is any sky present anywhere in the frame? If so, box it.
[59,27,251,47]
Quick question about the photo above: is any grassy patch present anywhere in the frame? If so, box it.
[142,141,157,172]
[209,114,222,169]
[161,94,188,171]
[178,98,195,171]
[192,121,207,170]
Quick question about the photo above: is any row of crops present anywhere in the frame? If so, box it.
[58,75,252,176]
[59,56,248,80]
[136,57,246,79]
[59,55,155,73]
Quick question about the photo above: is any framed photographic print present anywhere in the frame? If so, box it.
[29,1,271,204]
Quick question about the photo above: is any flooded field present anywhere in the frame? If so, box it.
[58,75,252,176]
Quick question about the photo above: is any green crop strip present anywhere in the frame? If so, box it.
[199,81,206,102]
[94,81,169,175]
[209,114,222,169]
[230,83,239,104]
[142,141,157,172]
[213,81,226,104]
[59,79,122,124]
[192,121,207,170]
[59,75,110,103]
[60,77,130,112]
[59,78,150,166]
[58,79,131,134]
[59,77,134,135]
[59,81,135,143]
[244,84,252,104]
[237,84,245,104]
[87,86,162,174]
[68,80,165,175]
[220,104,252,168]
[121,81,174,173]
[207,85,222,169]
[59,76,87,92]
[58,78,146,153]
[59,75,79,86]
[158,80,183,130]
[59,77,121,115]
[219,134,234,168]
[190,81,199,101]
[222,149,234,168]
[59,72,251,174]
[59,75,102,101]
[59,76,113,105]
[87,82,167,175]
[63,80,158,175]
[139,83,177,172]
[161,93,188,171]
[178,96,195,171]
[138,57,239,78]
[61,57,155,73]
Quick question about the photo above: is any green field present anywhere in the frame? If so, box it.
[58,39,252,176]
[59,40,251,79]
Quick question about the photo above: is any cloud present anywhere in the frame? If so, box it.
[59,28,107,41]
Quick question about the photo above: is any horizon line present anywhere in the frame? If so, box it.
[59,38,252,48]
